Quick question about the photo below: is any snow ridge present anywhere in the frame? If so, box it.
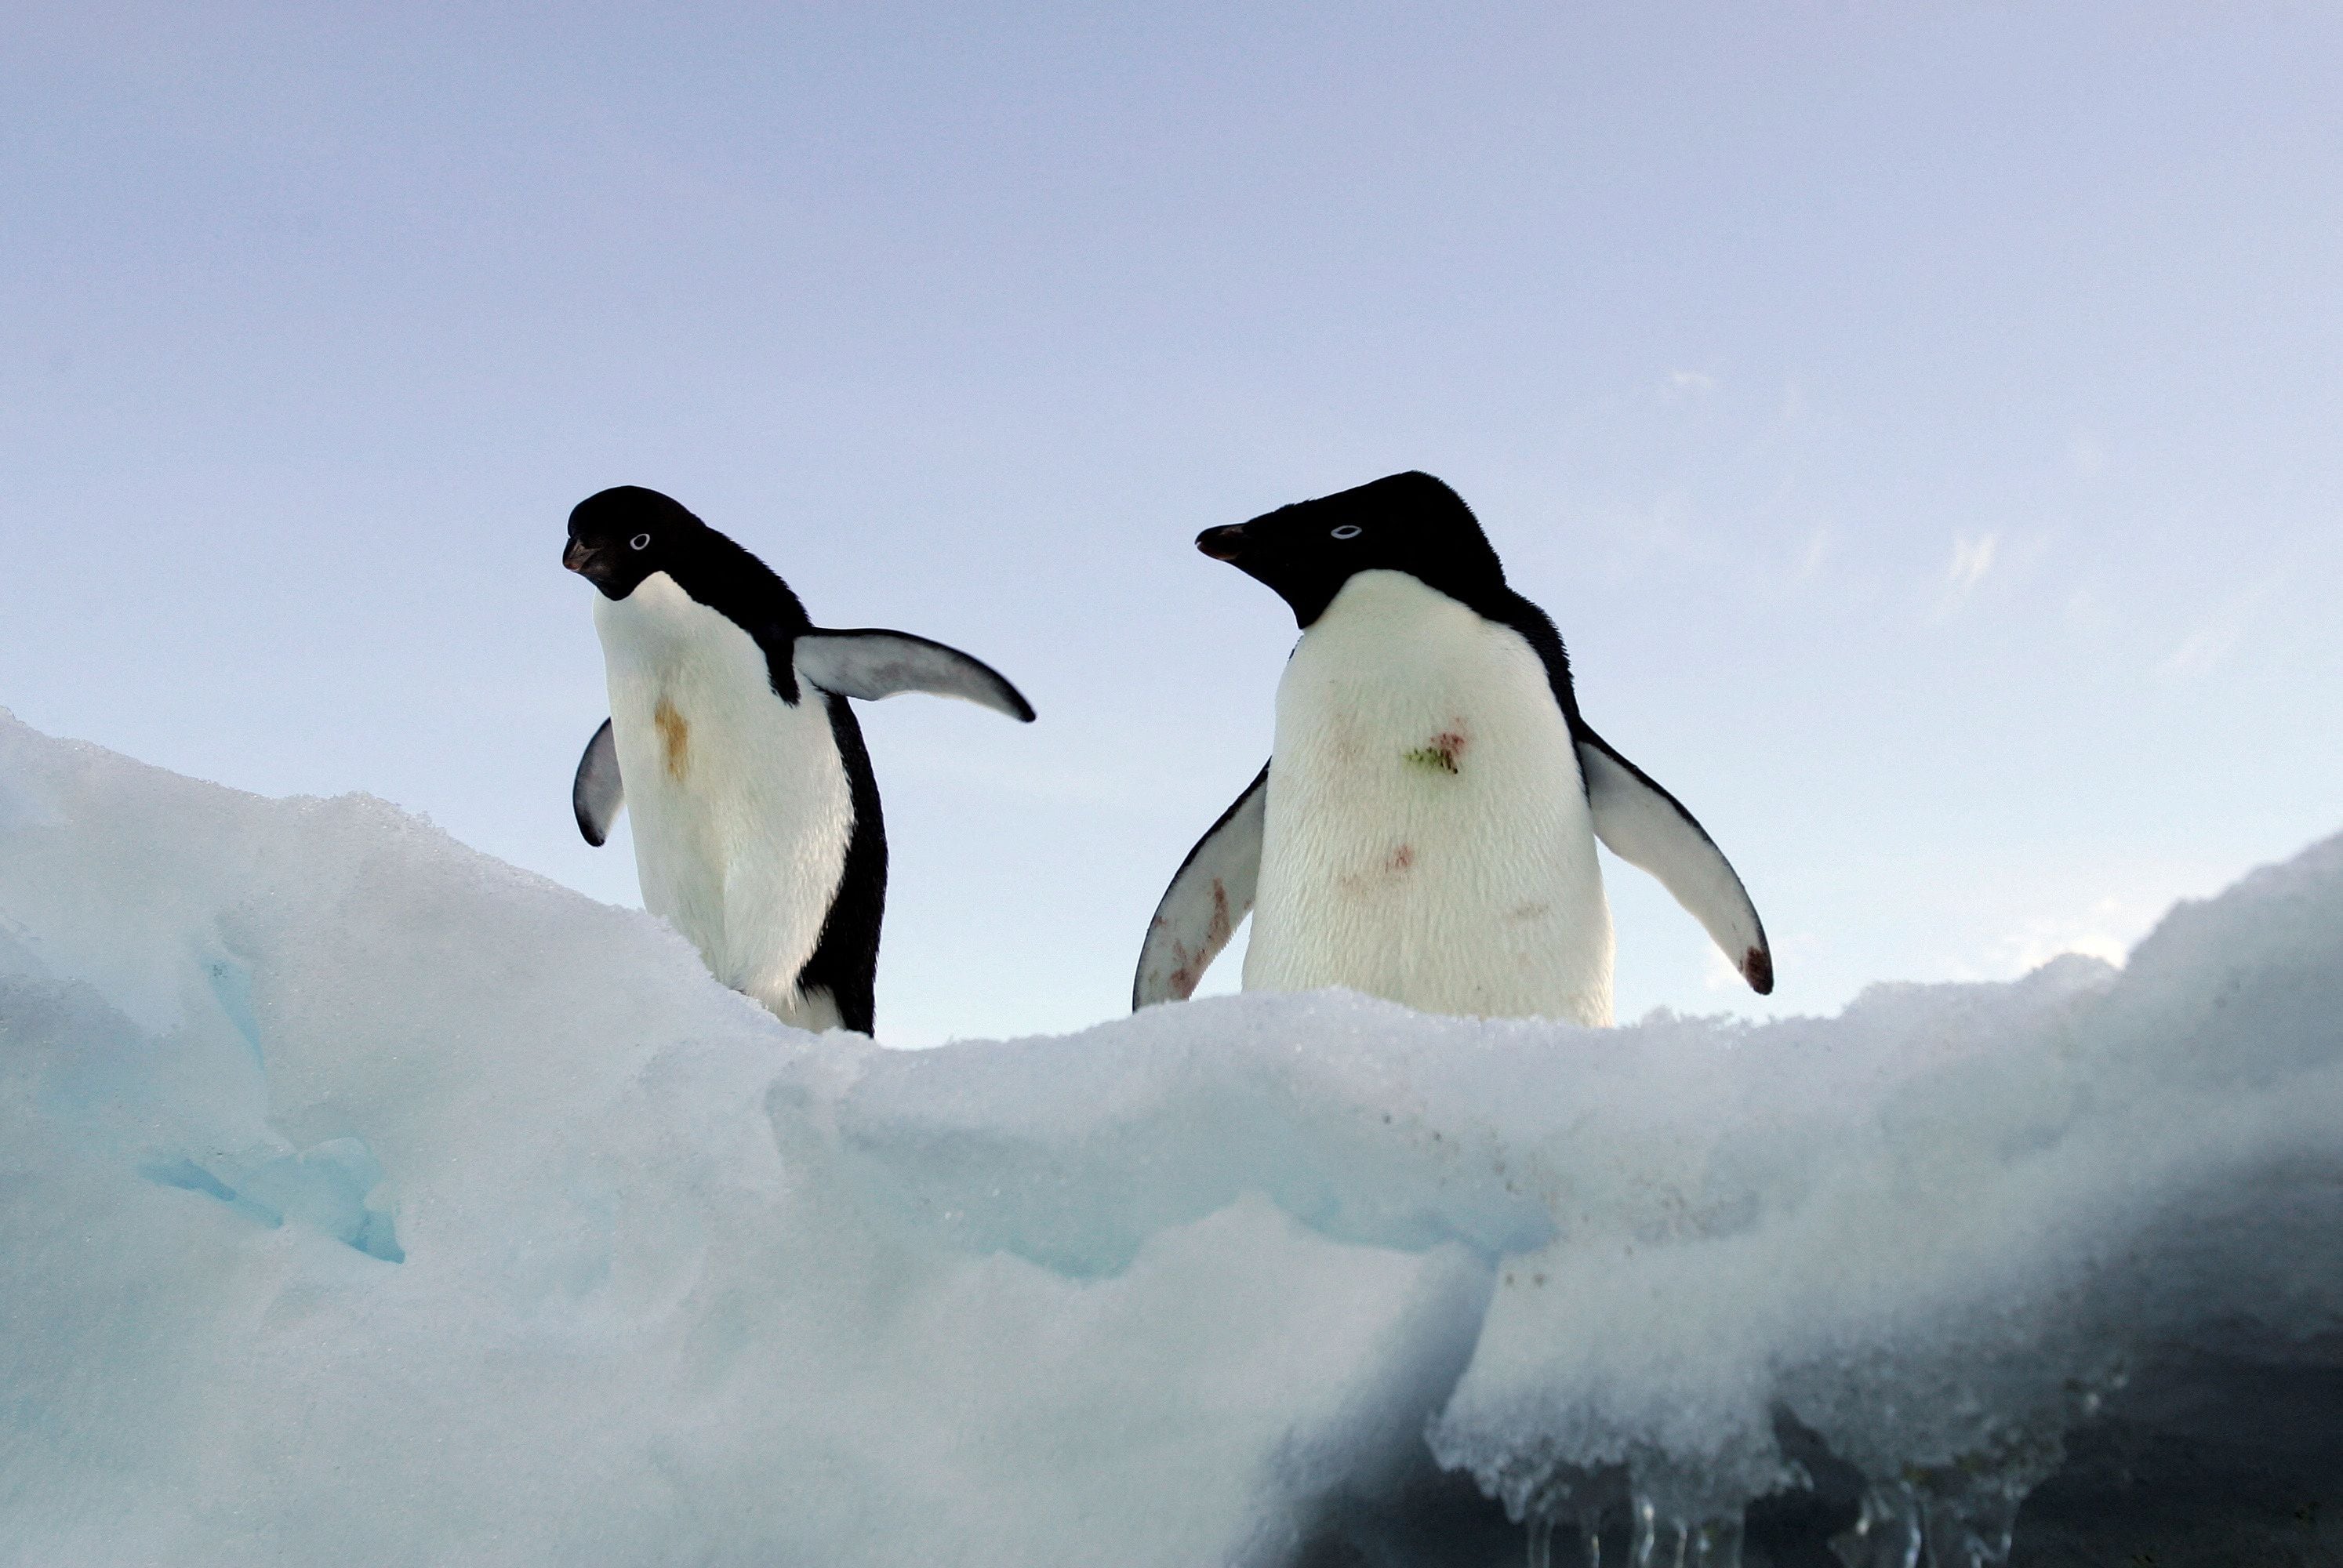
[2,712,2338,1566]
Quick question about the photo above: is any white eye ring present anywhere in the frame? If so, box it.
[1331,524,1362,540]
[630,533,651,550]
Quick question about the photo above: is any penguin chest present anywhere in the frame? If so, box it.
[592,575,854,1006]
[1244,570,1613,1024]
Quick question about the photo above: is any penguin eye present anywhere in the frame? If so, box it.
[630,533,651,550]
[1330,524,1363,540]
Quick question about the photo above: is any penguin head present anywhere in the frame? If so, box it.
[1196,471,1506,627]
[564,486,704,600]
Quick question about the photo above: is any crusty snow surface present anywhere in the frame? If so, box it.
[1,713,2338,1566]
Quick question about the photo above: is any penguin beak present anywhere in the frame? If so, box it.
[563,538,600,576]
[1197,524,1248,561]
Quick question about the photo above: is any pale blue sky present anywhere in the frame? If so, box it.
[5,2,2338,1042]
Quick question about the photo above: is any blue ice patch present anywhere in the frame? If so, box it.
[142,1136,404,1263]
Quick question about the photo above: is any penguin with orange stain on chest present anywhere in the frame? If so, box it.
[565,486,1033,1035]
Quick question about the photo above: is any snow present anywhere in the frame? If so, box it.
[1,710,2338,1566]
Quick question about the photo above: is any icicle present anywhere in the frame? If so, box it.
[1630,1494,1692,1568]
[1510,1461,1625,1568]
[1917,1481,2022,1568]
[1686,1514,1744,1568]
[1576,1497,1610,1568]
[1830,1482,1923,1568]
[1526,1514,1554,1568]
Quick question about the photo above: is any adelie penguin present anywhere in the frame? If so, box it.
[1134,471,1770,1026]
[565,486,1034,1036]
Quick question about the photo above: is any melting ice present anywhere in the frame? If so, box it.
[1,711,2338,1566]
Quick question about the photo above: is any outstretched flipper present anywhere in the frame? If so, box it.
[573,718,625,847]
[794,630,1036,721]
[1133,764,1270,1010]
[1576,728,1773,993]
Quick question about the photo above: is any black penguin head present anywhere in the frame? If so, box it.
[1196,471,1506,626]
[563,486,706,600]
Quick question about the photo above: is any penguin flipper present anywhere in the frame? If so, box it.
[573,718,625,847]
[1133,763,1270,1011]
[1576,728,1773,994]
[794,630,1036,721]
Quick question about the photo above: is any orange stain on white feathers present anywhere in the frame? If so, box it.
[653,698,690,782]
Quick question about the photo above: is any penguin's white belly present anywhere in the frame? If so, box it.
[594,575,852,1030]
[1244,570,1614,1025]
